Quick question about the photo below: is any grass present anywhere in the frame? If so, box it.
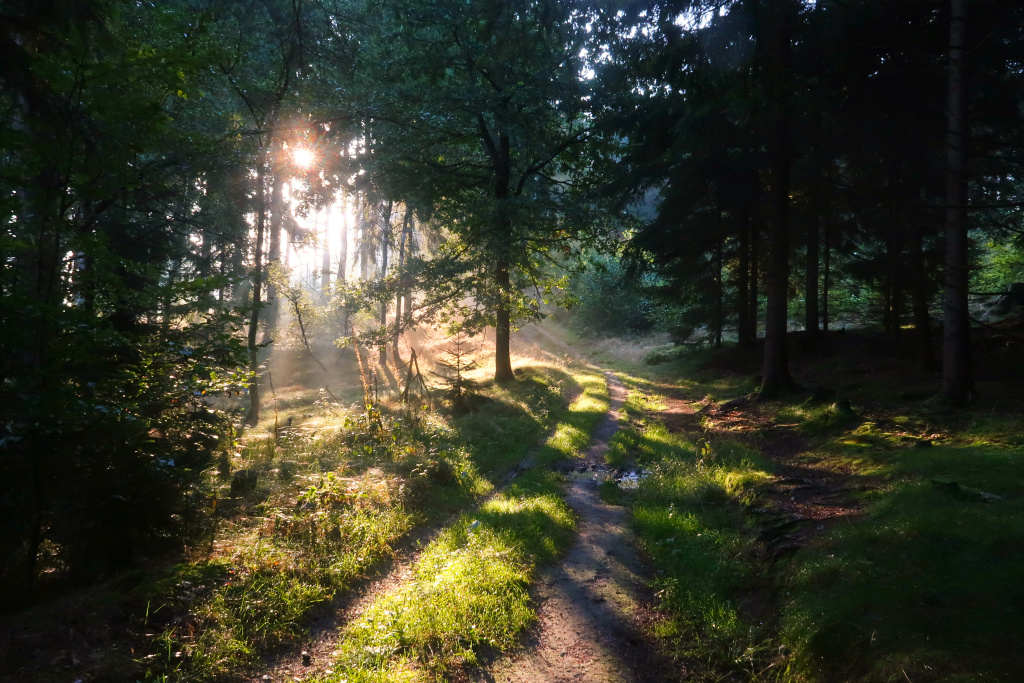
[780,441,1024,682]
[316,361,609,681]
[601,403,782,681]
[146,359,605,682]
[574,329,1024,682]
[320,471,575,681]
[2,356,601,683]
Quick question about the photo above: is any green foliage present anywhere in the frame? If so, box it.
[564,254,680,337]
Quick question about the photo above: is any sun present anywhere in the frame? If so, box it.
[292,146,316,169]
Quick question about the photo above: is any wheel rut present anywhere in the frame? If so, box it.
[473,373,679,683]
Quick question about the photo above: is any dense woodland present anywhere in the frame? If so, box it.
[2,0,1024,651]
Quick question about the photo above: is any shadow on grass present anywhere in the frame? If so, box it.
[782,441,1024,681]
[449,365,582,477]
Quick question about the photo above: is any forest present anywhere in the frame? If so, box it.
[2,0,1023,681]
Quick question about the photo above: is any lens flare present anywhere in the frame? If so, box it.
[292,147,316,169]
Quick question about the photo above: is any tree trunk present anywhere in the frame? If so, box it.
[245,151,268,426]
[714,207,723,349]
[262,165,285,344]
[822,169,832,334]
[338,189,348,284]
[393,207,412,368]
[760,0,796,395]
[942,0,973,403]
[911,218,935,370]
[322,202,333,293]
[806,212,820,343]
[492,130,515,382]
[737,205,753,348]
[494,258,514,382]
[750,221,760,342]
[378,201,392,367]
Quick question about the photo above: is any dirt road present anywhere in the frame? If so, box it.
[475,373,678,683]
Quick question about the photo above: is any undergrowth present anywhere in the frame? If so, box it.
[598,341,1024,683]
[2,361,594,683]
[318,362,609,681]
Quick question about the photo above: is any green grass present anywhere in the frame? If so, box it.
[318,362,609,681]
[323,471,575,681]
[587,337,1024,683]
[780,441,1024,682]
[603,405,781,681]
[122,362,591,682]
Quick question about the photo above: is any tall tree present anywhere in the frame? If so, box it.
[340,0,608,381]
[941,0,972,402]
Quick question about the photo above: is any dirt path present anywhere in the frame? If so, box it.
[248,363,624,683]
[662,391,874,558]
[473,373,678,683]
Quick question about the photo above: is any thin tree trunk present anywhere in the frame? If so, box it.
[806,212,820,343]
[338,189,348,285]
[942,0,973,402]
[393,207,412,368]
[262,165,285,344]
[378,201,392,367]
[715,207,723,349]
[737,206,752,348]
[322,202,333,294]
[911,218,935,370]
[822,169,832,334]
[737,213,752,347]
[750,222,760,342]
[245,151,268,426]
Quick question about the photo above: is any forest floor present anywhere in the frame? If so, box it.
[3,322,1023,683]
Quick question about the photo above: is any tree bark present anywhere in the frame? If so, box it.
[490,128,515,382]
[941,0,973,403]
[393,207,412,368]
[822,169,832,334]
[806,212,820,343]
[338,189,348,285]
[760,0,796,395]
[245,151,268,426]
[750,221,760,342]
[911,217,935,370]
[737,205,753,348]
[262,162,286,344]
[321,202,333,293]
[714,207,723,349]
[378,200,392,367]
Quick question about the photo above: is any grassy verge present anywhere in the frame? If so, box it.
[591,339,1024,682]
[316,362,609,681]
[780,430,1024,681]
[1,360,599,683]
[600,386,782,681]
